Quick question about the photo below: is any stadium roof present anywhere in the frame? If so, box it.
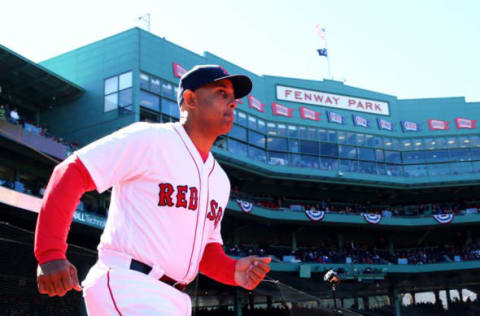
[0,44,84,110]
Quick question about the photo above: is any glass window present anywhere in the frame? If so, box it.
[473,161,480,172]
[436,137,448,149]
[472,148,480,160]
[267,122,277,135]
[214,137,227,150]
[404,165,427,177]
[249,130,265,148]
[356,134,365,146]
[140,73,149,90]
[358,161,375,174]
[340,159,358,172]
[237,112,248,127]
[119,72,132,90]
[385,151,401,164]
[450,162,473,175]
[413,138,424,150]
[300,155,319,169]
[358,147,375,161]
[337,131,346,144]
[268,151,289,166]
[450,148,471,161]
[470,136,480,147]
[319,129,328,142]
[308,128,317,140]
[402,151,425,164]
[386,164,402,177]
[402,139,412,149]
[228,139,247,157]
[290,153,302,167]
[105,76,118,95]
[376,163,386,176]
[365,134,375,147]
[268,137,288,151]
[320,157,338,171]
[118,88,132,107]
[328,130,338,143]
[446,137,457,148]
[320,143,339,157]
[424,138,436,150]
[278,124,288,137]
[229,125,247,141]
[459,136,471,148]
[299,127,308,139]
[339,145,356,159]
[161,82,174,98]
[391,139,401,150]
[383,137,393,149]
[257,119,266,134]
[248,116,257,130]
[347,133,356,145]
[162,99,180,118]
[104,93,118,112]
[248,146,266,163]
[140,91,159,111]
[373,136,382,148]
[151,78,161,94]
[425,150,449,163]
[375,149,384,162]
[428,164,450,176]
[288,125,298,138]
[289,139,299,153]
[299,140,319,155]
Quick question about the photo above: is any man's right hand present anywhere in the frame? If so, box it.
[37,259,82,297]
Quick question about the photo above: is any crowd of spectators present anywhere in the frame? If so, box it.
[0,103,79,154]
[225,241,480,266]
[231,187,480,218]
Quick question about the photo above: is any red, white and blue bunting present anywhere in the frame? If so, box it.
[433,214,454,224]
[235,199,253,214]
[248,95,265,113]
[377,118,394,131]
[455,118,476,129]
[401,120,421,132]
[172,62,187,78]
[362,213,382,224]
[352,114,370,128]
[304,210,326,222]
[272,102,294,117]
[428,119,450,131]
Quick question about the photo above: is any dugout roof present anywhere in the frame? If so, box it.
[0,44,84,110]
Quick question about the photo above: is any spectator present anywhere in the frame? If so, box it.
[9,107,20,124]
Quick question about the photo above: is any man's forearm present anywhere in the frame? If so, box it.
[199,243,238,286]
[34,155,96,264]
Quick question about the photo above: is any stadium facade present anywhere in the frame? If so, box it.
[1,27,480,315]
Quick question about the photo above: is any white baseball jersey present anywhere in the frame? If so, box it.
[76,121,230,284]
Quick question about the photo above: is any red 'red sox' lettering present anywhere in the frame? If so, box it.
[158,183,199,210]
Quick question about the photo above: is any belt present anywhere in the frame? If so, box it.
[129,259,187,291]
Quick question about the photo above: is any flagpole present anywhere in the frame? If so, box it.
[324,28,332,79]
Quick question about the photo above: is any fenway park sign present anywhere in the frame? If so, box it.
[276,85,390,116]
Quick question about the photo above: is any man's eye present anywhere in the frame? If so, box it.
[218,90,227,97]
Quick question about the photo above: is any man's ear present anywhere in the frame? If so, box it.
[183,90,196,110]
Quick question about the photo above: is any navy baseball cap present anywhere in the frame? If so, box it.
[177,65,252,105]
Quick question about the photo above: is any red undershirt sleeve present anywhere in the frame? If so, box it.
[34,155,97,264]
[199,243,238,286]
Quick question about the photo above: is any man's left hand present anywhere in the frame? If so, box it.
[234,256,271,290]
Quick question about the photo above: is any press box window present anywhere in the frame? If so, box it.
[104,71,133,112]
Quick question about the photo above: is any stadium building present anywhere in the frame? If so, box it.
[1,27,480,315]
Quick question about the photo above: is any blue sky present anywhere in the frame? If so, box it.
[1,0,479,101]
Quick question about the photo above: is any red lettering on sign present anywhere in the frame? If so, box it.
[325,96,332,104]
[294,91,302,100]
[304,93,312,101]
[285,89,292,98]
[375,104,382,112]
[348,99,355,107]
[357,101,364,109]
[332,97,339,105]
[365,102,373,110]
[314,94,323,102]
